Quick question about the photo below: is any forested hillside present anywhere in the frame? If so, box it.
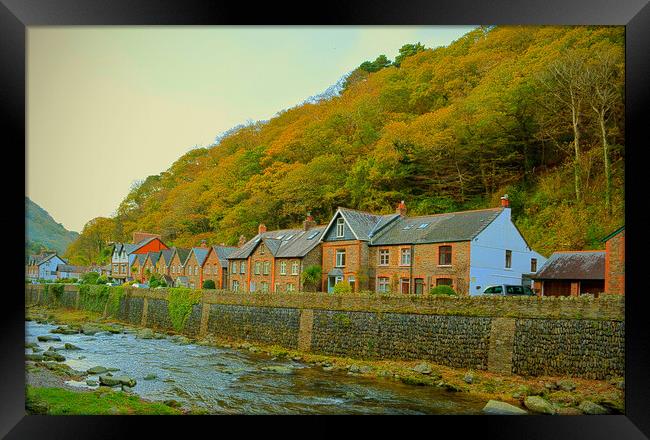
[26,197,79,256]
[65,26,624,265]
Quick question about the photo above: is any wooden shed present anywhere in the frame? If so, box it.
[532,251,605,297]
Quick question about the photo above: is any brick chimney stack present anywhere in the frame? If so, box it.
[238,235,247,247]
[303,212,317,231]
[396,200,407,216]
[500,194,510,208]
[258,224,267,235]
[200,239,208,248]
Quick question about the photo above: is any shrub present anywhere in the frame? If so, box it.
[429,285,457,296]
[78,284,109,313]
[149,278,160,288]
[96,275,108,285]
[106,286,125,317]
[80,272,100,285]
[202,279,216,289]
[332,281,352,294]
[167,288,202,332]
[301,265,322,292]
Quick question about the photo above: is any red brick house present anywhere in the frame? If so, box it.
[532,251,605,297]
[203,245,238,289]
[110,232,169,283]
[184,243,210,289]
[168,247,191,285]
[227,216,324,293]
[603,226,625,295]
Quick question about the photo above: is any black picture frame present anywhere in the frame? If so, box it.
[4,0,649,437]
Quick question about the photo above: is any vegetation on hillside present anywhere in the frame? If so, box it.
[26,197,79,256]
[65,26,624,265]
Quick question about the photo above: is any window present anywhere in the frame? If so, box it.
[231,262,237,273]
[436,278,453,287]
[417,223,429,229]
[250,281,256,292]
[400,279,410,294]
[261,282,269,292]
[232,280,239,291]
[274,283,281,292]
[260,246,265,256]
[439,246,452,265]
[194,266,198,275]
[335,249,346,267]
[205,266,210,275]
[336,218,345,238]
[506,285,524,295]
[291,261,299,275]
[240,261,245,274]
[287,283,295,292]
[254,262,260,275]
[400,248,411,266]
[505,250,512,269]
[280,261,287,275]
[263,261,270,275]
[531,258,537,272]
[414,278,424,295]
[379,250,389,266]
[348,276,355,292]
[307,231,319,240]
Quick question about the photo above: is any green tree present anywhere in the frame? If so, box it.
[394,42,426,67]
[80,272,100,285]
[300,265,322,292]
[202,279,216,289]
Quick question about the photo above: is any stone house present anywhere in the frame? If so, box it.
[141,251,162,282]
[168,247,191,282]
[184,243,210,289]
[155,249,175,277]
[603,226,625,295]
[532,251,605,296]
[227,215,324,293]
[320,197,545,295]
[26,253,67,281]
[130,253,148,283]
[203,245,238,288]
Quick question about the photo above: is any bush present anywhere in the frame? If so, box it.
[167,288,202,332]
[96,275,108,285]
[429,285,457,296]
[301,265,322,292]
[80,272,100,285]
[332,281,352,294]
[202,279,216,289]
[149,278,160,288]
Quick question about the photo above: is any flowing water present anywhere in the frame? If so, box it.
[26,321,488,414]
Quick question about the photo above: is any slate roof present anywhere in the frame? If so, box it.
[147,251,162,266]
[533,251,605,280]
[29,253,62,266]
[228,226,325,260]
[136,254,148,265]
[601,225,625,242]
[211,246,238,267]
[189,247,210,267]
[56,264,86,273]
[370,208,503,246]
[160,249,175,266]
[337,207,399,241]
[173,248,192,266]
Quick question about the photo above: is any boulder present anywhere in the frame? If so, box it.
[578,401,609,415]
[261,365,293,374]
[412,363,432,375]
[322,365,335,372]
[99,375,136,388]
[556,407,583,416]
[81,325,102,335]
[25,354,45,362]
[25,342,38,349]
[348,365,362,373]
[556,379,576,392]
[463,373,474,384]
[524,396,556,415]
[482,400,528,415]
[171,335,191,345]
[136,329,154,339]
[51,326,79,335]
[164,399,181,408]
[43,350,66,362]
[64,343,81,351]
[86,379,99,387]
[359,366,373,374]
[37,335,61,342]
[87,366,109,375]
[143,374,157,381]
[32,347,44,353]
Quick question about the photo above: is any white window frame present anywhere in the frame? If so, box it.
[379,249,389,266]
[232,280,239,291]
[377,277,389,292]
[336,218,345,238]
[240,261,245,274]
[287,283,295,292]
[400,248,411,266]
[254,262,260,275]
[335,249,346,268]
[263,261,270,275]
[280,261,287,275]
[291,261,299,275]
[505,250,512,269]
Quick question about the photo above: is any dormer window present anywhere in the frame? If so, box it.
[336,218,345,238]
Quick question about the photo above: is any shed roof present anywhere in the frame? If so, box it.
[601,225,625,242]
[533,251,605,280]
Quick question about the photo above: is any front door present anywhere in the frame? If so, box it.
[328,276,343,293]
[400,279,410,294]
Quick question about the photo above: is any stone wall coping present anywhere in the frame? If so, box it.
[31,285,624,321]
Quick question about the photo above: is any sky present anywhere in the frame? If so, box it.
[27,26,476,233]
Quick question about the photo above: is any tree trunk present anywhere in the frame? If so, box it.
[570,91,582,202]
[598,111,612,216]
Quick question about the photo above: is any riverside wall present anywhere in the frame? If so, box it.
[25,284,625,379]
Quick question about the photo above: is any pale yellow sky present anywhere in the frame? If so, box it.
[27,26,476,232]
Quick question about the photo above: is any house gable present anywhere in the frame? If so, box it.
[322,210,359,242]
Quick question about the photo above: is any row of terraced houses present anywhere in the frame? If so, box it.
[104,197,625,296]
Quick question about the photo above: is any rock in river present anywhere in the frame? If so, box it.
[261,365,294,374]
[412,363,432,375]
[25,354,45,362]
[43,350,66,362]
[482,400,528,415]
[136,329,154,339]
[81,325,103,336]
[37,335,61,342]
[64,343,81,350]
[578,401,609,415]
[524,396,556,415]
[87,366,109,375]
[99,375,137,388]
[143,374,157,381]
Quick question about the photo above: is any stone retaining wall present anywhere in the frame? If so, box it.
[25,285,625,379]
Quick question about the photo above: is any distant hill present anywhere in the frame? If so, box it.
[25,197,79,256]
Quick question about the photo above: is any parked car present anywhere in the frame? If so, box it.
[482,284,535,296]
[132,283,149,289]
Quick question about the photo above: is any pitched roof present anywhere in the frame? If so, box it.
[173,247,191,266]
[228,226,325,259]
[210,245,238,267]
[333,207,398,241]
[533,251,605,280]
[135,254,148,265]
[160,249,175,266]
[147,251,162,266]
[370,208,503,245]
[31,253,65,266]
[189,247,209,267]
[56,264,86,273]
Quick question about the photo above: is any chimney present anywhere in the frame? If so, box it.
[303,212,317,231]
[258,223,267,235]
[220,242,225,246]
[500,194,510,208]
[238,235,247,247]
[396,200,407,216]
[200,239,208,248]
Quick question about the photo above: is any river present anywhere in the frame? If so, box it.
[26,321,488,415]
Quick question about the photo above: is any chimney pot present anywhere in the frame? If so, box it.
[258,223,267,234]
[303,212,316,231]
[238,235,247,247]
[396,200,407,216]
[500,194,510,208]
